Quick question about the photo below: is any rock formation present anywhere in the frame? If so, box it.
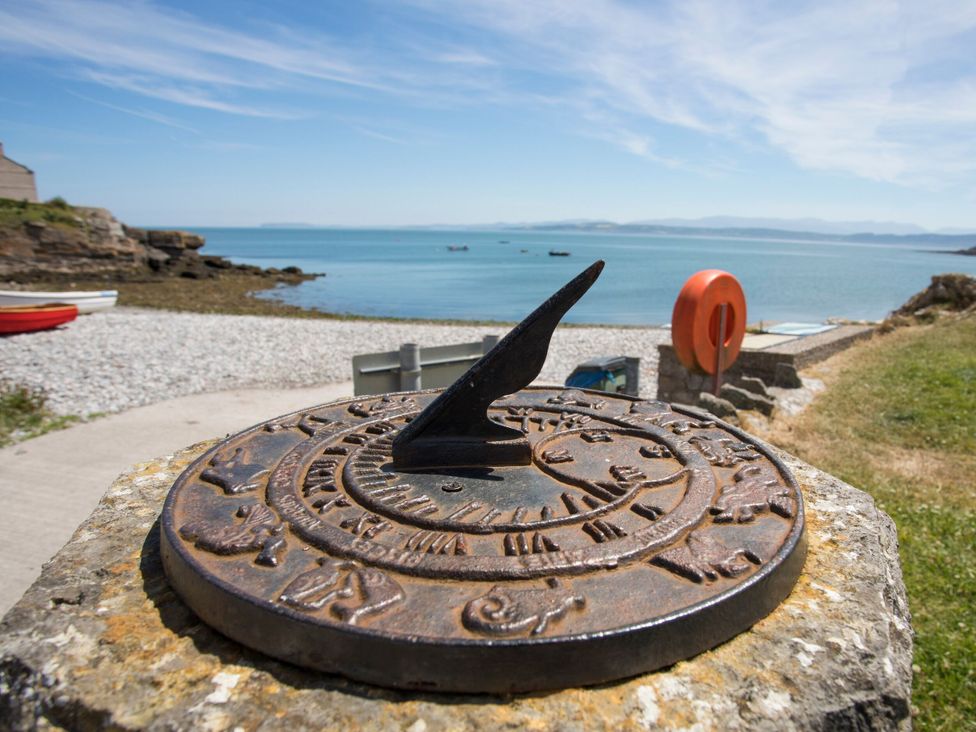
[0,202,305,282]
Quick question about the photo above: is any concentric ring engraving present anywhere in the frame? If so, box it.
[161,387,806,693]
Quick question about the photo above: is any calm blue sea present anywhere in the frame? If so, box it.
[183,227,976,325]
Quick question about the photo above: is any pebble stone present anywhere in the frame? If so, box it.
[0,308,669,416]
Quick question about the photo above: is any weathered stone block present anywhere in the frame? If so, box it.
[720,383,776,416]
[697,392,738,419]
[736,375,770,398]
[774,362,803,389]
[0,442,912,731]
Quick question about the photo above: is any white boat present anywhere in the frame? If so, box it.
[0,289,118,314]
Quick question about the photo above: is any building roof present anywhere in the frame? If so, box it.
[0,143,35,174]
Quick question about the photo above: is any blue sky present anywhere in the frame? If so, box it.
[2,0,975,230]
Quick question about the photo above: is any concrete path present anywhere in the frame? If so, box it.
[0,382,354,617]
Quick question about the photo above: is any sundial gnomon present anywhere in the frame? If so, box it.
[161,261,806,693]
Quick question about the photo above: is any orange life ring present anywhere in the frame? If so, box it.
[671,270,746,374]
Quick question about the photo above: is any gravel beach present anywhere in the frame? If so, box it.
[1,308,669,416]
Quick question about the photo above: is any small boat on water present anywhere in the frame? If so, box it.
[0,304,79,335]
[0,289,118,314]
[447,245,469,252]
[548,250,571,257]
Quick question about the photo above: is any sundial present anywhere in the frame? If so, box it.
[161,261,806,693]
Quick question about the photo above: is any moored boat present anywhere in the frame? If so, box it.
[0,304,79,335]
[548,250,571,256]
[0,289,117,314]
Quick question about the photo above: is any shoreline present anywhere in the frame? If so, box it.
[12,271,658,328]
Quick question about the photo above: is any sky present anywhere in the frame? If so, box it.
[1,0,976,230]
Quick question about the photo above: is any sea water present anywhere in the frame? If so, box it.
[185,227,976,325]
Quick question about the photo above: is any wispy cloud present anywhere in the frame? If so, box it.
[418,0,976,185]
[67,90,200,133]
[3,0,976,188]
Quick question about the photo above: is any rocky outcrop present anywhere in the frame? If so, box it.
[882,273,976,331]
[893,273,976,316]
[0,203,308,282]
[0,207,149,278]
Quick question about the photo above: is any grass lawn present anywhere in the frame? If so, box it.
[772,314,975,731]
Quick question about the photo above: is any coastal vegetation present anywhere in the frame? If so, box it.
[772,314,975,730]
[0,196,81,230]
[0,381,80,447]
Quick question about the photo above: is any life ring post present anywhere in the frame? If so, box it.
[712,302,728,396]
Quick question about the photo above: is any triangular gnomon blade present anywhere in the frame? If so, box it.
[392,260,605,469]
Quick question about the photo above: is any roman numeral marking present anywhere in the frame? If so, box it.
[445,501,483,521]
[582,495,603,509]
[477,508,502,524]
[542,449,574,464]
[582,520,627,543]
[640,445,672,459]
[369,484,412,500]
[504,532,560,555]
[311,495,350,513]
[631,503,664,521]
[561,492,582,515]
[340,512,391,539]
[611,465,647,482]
[405,531,467,555]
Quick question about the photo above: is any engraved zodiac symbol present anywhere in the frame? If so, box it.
[710,465,796,522]
[199,447,270,495]
[179,503,285,567]
[652,530,761,583]
[548,389,608,410]
[688,436,761,467]
[297,413,348,437]
[279,559,405,624]
[648,413,716,435]
[462,578,585,636]
[348,395,419,419]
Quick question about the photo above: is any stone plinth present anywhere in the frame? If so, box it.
[0,441,912,731]
[657,325,875,409]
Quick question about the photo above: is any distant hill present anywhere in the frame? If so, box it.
[512,220,976,247]
[626,216,933,236]
[260,222,316,229]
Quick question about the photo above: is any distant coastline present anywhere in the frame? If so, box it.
[248,220,976,248]
[508,221,976,248]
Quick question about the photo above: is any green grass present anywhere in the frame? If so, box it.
[0,381,81,447]
[0,196,82,230]
[779,315,976,730]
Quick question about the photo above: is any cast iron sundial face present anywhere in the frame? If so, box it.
[161,262,806,693]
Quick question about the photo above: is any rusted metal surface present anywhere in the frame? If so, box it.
[160,262,805,693]
[392,259,604,470]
